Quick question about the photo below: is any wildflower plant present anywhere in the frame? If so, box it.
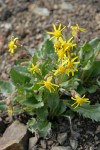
[0,23,100,136]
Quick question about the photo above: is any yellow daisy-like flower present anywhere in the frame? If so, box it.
[71,95,90,109]
[8,36,18,55]
[47,23,66,40]
[53,64,66,75]
[37,76,59,92]
[28,63,41,74]
[54,41,62,52]
[59,37,76,52]
[57,49,66,62]
[8,108,13,115]
[70,24,86,36]
[63,56,79,76]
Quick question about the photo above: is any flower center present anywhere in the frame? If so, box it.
[9,41,16,49]
[44,81,52,89]
[33,66,39,72]
[77,98,83,105]
[59,66,66,73]
[67,61,73,68]
[54,41,61,49]
[54,30,61,38]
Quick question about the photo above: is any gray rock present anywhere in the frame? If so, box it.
[40,140,46,149]
[70,138,78,150]
[28,4,50,17]
[97,144,100,150]
[0,120,28,150]
[60,2,73,11]
[4,23,12,31]
[0,0,5,6]
[95,125,100,134]
[65,146,72,150]
[51,146,72,150]
[57,132,67,144]
[28,137,38,150]
[47,140,54,146]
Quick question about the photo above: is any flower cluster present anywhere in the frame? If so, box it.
[48,24,80,77]
[8,23,89,109]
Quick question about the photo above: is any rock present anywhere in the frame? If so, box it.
[47,140,54,146]
[0,0,5,6]
[28,4,50,17]
[95,13,100,27]
[64,146,72,150]
[60,2,73,11]
[40,140,46,149]
[0,35,5,50]
[0,120,28,150]
[3,23,12,31]
[97,144,100,150]
[94,135,98,141]
[51,146,72,150]
[57,132,67,144]
[28,137,38,150]
[70,138,78,150]
[95,125,100,134]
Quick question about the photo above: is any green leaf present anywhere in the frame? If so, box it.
[47,92,66,116]
[63,100,100,121]
[82,42,92,53]
[0,80,15,96]
[37,39,56,59]
[44,39,54,54]
[77,84,86,95]
[82,60,92,70]
[34,91,42,102]
[86,85,98,93]
[36,107,48,119]
[73,103,100,121]
[27,118,51,137]
[91,60,100,76]
[55,101,66,116]
[10,67,30,86]
[0,100,7,111]
[60,78,79,90]
[21,96,44,109]
[97,77,100,86]
[47,92,60,115]
[89,38,100,49]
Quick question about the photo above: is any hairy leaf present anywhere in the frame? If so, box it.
[60,78,79,90]
[0,100,7,111]
[0,80,15,96]
[10,67,30,86]
[73,103,100,121]
[27,118,51,137]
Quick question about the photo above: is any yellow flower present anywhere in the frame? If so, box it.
[70,24,86,36]
[54,41,62,52]
[63,56,79,76]
[8,108,13,115]
[8,36,18,55]
[37,76,59,92]
[57,49,66,61]
[71,95,90,109]
[59,37,76,52]
[53,64,66,75]
[28,63,41,74]
[47,24,66,40]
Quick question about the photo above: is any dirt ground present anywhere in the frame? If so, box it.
[0,0,100,150]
